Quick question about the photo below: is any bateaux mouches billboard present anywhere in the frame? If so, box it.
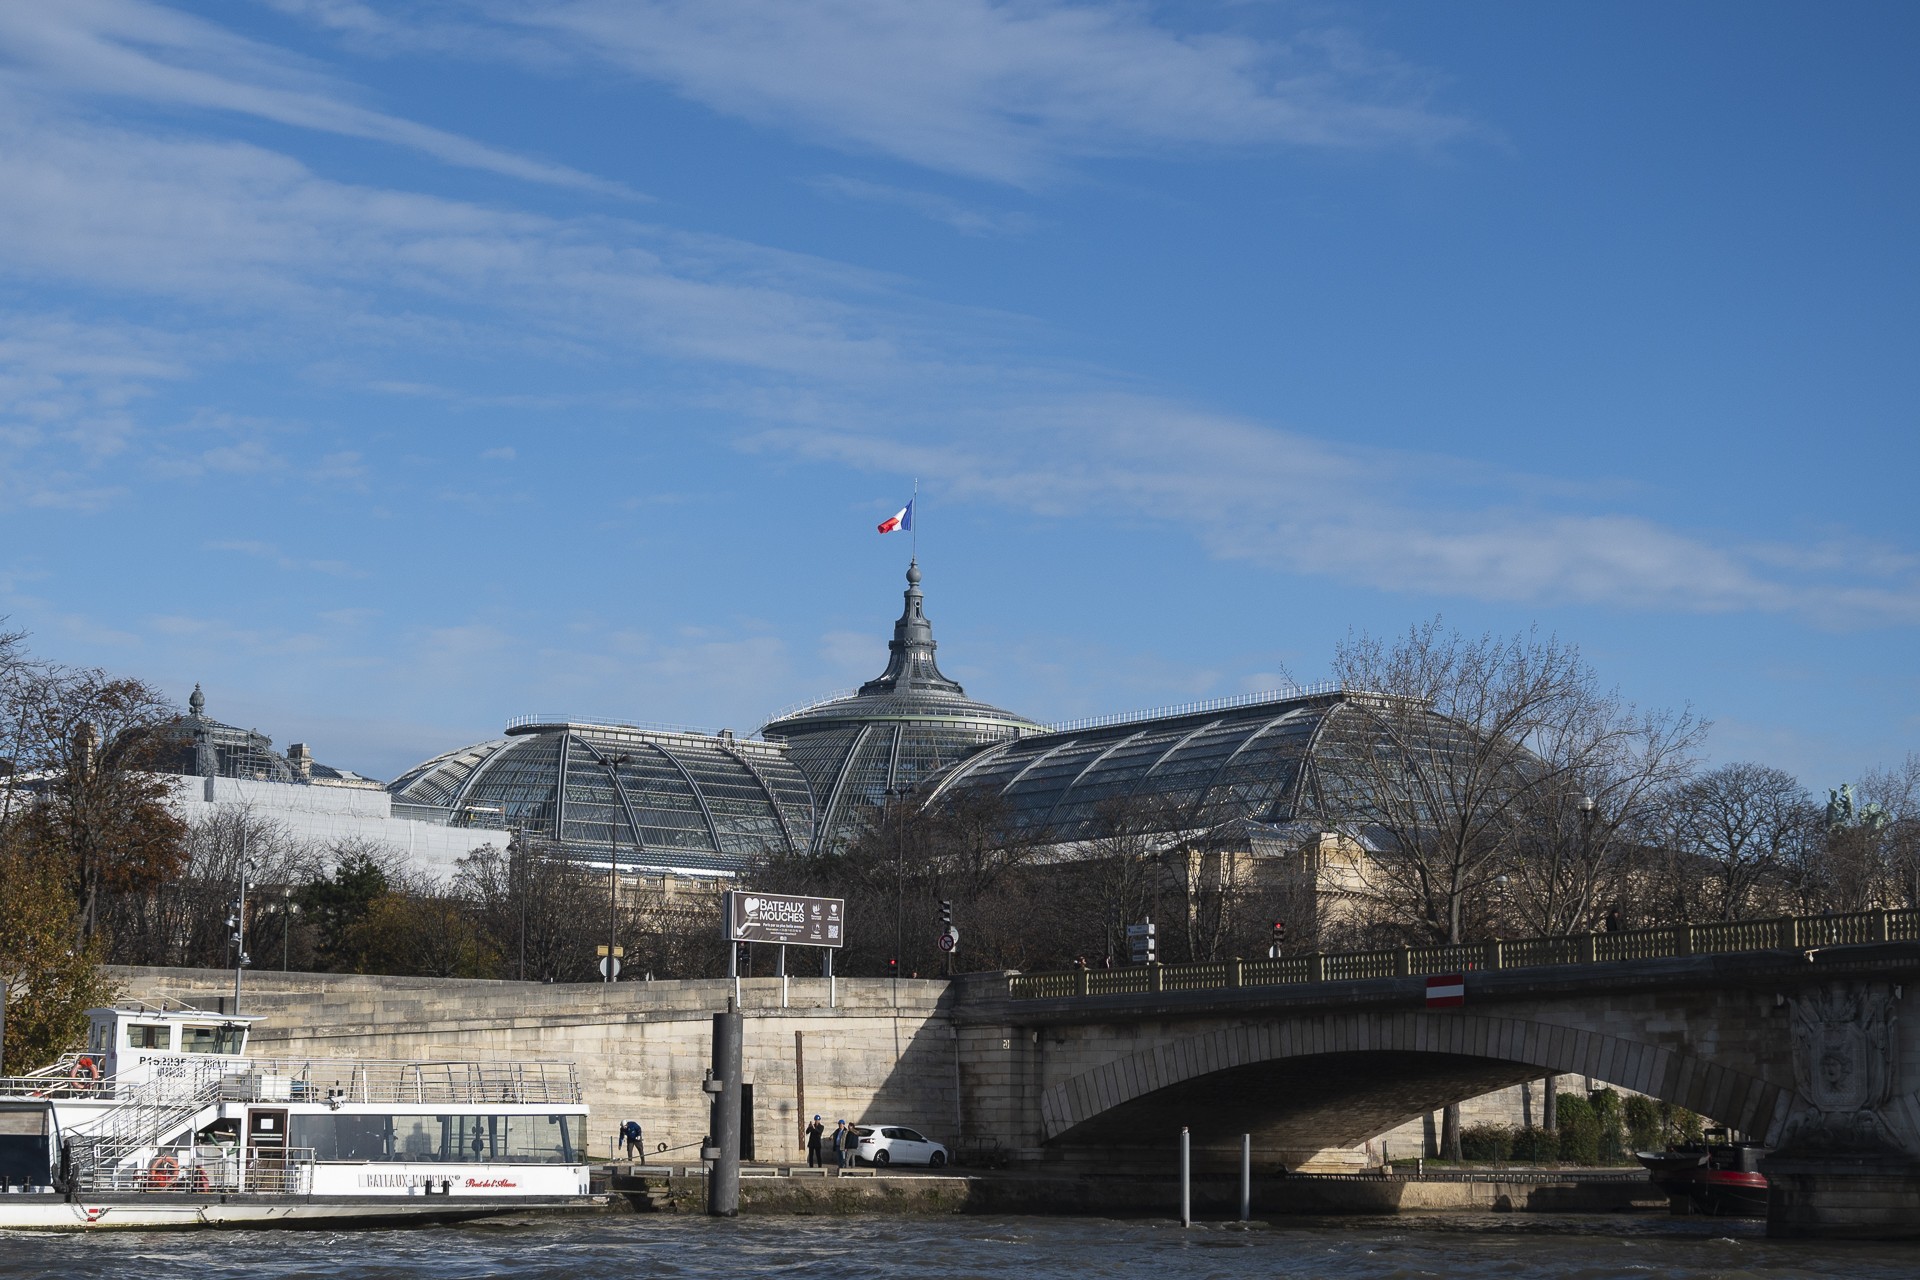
[724,891,845,948]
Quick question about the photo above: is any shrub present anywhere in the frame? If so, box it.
[1459,1124,1514,1162]
[1624,1095,1662,1152]
[1511,1126,1559,1163]
[1589,1088,1627,1162]
[1556,1092,1601,1164]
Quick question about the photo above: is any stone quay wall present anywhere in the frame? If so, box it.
[112,968,963,1164]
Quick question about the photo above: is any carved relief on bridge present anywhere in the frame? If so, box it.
[1781,980,1907,1154]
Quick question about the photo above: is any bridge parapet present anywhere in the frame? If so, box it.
[1008,908,1917,1001]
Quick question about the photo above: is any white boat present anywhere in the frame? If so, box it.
[0,1000,599,1230]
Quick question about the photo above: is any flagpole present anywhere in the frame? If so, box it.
[912,478,919,561]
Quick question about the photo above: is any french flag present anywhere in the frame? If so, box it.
[877,500,914,534]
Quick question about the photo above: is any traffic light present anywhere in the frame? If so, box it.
[888,957,898,976]
[1270,920,1286,958]
[940,899,953,928]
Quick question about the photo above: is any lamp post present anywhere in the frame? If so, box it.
[229,853,253,1013]
[600,753,632,984]
[281,887,300,972]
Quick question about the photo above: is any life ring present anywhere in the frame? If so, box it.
[70,1056,102,1088]
[146,1154,179,1190]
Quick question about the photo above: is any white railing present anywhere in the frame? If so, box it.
[88,1147,316,1195]
[505,712,752,740]
[225,1058,582,1106]
[1042,681,1356,735]
[760,689,860,725]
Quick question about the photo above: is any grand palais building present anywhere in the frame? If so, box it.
[160,563,1442,891]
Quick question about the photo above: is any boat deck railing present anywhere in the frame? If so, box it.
[223,1058,583,1107]
[1009,906,1920,1000]
[82,1147,318,1196]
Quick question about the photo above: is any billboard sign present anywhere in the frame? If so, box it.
[725,891,846,948]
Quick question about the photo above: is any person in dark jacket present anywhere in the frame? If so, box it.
[832,1119,851,1168]
[806,1115,825,1167]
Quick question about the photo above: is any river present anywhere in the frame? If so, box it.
[2,1214,1913,1280]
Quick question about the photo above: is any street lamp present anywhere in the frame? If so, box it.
[229,853,254,1012]
[599,752,632,984]
[281,887,301,972]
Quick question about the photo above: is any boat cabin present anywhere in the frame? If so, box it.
[81,1002,260,1087]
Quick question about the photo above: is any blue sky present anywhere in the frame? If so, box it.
[1,1,1915,787]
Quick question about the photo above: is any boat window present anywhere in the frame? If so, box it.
[287,1114,577,1164]
[180,1025,245,1055]
[126,1023,172,1050]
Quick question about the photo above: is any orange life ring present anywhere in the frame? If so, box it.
[71,1056,102,1087]
[146,1154,180,1190]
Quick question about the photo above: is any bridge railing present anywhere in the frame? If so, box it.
[1006,906,1920,1000]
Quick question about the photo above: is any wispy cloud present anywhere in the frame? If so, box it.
[808,175,1036,236]
[754,394,1920,628]
[0,0,632,197]
[0,7,1912,636]
[0,103,927,382]
[476,0,1472,185]
[204,539,369,578]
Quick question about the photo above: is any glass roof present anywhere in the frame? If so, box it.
[387,721,815,874]
[921,692,1457,842]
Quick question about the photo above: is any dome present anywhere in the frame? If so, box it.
[142,683,294,782]
[760,561,1043,850]
[387,719,815,875]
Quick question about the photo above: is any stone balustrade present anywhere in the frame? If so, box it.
[1009,907,1920,1001]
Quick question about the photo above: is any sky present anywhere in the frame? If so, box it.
[0,1,1915,788]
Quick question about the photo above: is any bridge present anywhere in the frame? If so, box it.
[118,907,1920,1239]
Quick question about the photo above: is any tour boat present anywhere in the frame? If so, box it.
[0,1000,597,1230]
[1635,1134,1770,1217]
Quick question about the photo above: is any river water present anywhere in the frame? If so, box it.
[2,1214,1913,1280]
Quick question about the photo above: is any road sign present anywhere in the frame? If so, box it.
[596,944,626,958]
[936,927,959,952]
[724,891,846,948]
[1127,920,1156,964]
[599,956,622,979]
[1426,973,1464,1008]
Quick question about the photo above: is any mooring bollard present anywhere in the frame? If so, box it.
[1180,1126,1191,1228]
[706,997,742,1217]
[1240,1133,1250,1222]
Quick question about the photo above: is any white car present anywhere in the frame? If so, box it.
[854,1124,950,1168]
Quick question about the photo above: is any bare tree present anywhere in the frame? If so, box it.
[455,836,603,982]
[1319,620,1602,945]
[1504,694,1704,937]
[1659,763,1816,921]
[1860,755,1920,908]
[102,806,316,968]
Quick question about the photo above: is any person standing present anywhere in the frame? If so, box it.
[832,1119,850,1169]
[806,1114,825,1167]
[621,1119,643,1161]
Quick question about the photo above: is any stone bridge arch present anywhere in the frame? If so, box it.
[1039,1009,1794,1159]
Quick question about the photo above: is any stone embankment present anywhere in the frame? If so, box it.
[602,1164,1664,1217]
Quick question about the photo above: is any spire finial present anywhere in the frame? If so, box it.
[856,560,961,698]
[189,683,205,716]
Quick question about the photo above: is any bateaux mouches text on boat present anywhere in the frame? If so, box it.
[0,1000,599,1229]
